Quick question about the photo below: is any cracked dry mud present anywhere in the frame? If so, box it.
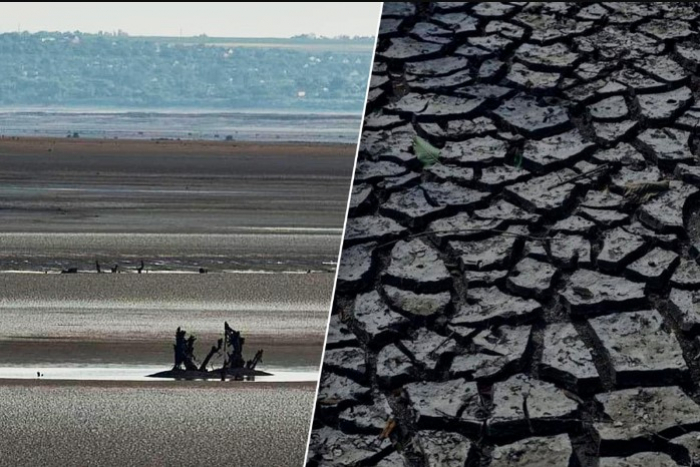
[308,3,700,466]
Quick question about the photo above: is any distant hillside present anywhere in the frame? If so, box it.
[0,32,375,112]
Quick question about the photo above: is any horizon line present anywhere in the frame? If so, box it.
[0,29,376,40]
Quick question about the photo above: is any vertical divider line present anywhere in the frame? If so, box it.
[301,3,385,464]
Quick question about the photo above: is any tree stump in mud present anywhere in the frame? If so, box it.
[184,335,198,371]
[225,321,246,369]
[173,327,187,370]
[199,338,223,372]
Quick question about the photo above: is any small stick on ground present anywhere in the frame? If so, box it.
[547,163,609,191]
[428,331,456,358]
[379,419,397,440]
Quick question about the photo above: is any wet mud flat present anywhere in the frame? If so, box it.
[0,137,355,272]
[310,3,700,467]
[0,273,324,465]
[0,380,315,467]
[0,273,333,375]
[0,273,334,342]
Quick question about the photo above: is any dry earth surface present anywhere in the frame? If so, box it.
[308,2,700,467]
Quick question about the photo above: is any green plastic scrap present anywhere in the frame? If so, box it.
[413,135,441,167]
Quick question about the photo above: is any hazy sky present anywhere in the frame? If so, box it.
[0,2,382,37]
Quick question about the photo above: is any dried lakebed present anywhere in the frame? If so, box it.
[0,137,354,273]
[309,3,700,467]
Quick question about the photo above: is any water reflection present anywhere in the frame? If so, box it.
[0,365,318,382]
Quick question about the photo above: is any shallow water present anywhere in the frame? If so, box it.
[0,110,362,143]
[0,365,318,383]
[0,273,333,341]
[0,231,340,273]
[0,273,329,382]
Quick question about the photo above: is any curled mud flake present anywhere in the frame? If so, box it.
[593,120,638,145]
[401,328,458,371]
[506,169,584,215]
[589,96,629,122]
[450,324,532,380]
[669,288,700,333]
[507,257,557,298]
[416,117,497,141]
[514,11,594,45]
[379,187,446,229]
[418,430,472,467]
[382,2,416,18]
[354,160,408,184]
[488,374,580,439]
[639,182,698,233]
[348,184,374,217]
[625,247,679,288]
[636,87,694,123]
[376,344,414,388]
[448,233,522,272]
[520,129,596,172]
[562,270,647,315]
[421,181,491,210]
[308,427,393,467]
[338,394,394,434]
[317,372,371,410]
[377,37,444,62]
[505,63,561,92]
[441,135,509,167]
[515,43,580,72]
[493,96,571,138]
[471,2,518,19]
[579,207,629,228]
[427,213,505,247]
[409,22,454,45]
[590,310,686,386]
[599,452,678,467]
[550,234,592,269]
[612,68,667,93]
[595,387,700,450]
[352,291,409,344]
[634,56,688,84]
[325,315,359,349]
[491,434,573,467]
[670,260,700,290]
[451,286,540,327]
[540,323,600,394]
[405,57,470,77]
[344,216,407,246]
[404,379,484,434]
[432,12,479,35]
[638,19,694,41]
[323,347,367,381]
[384,239,452,293]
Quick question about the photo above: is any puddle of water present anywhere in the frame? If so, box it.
[0,365,318,383]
